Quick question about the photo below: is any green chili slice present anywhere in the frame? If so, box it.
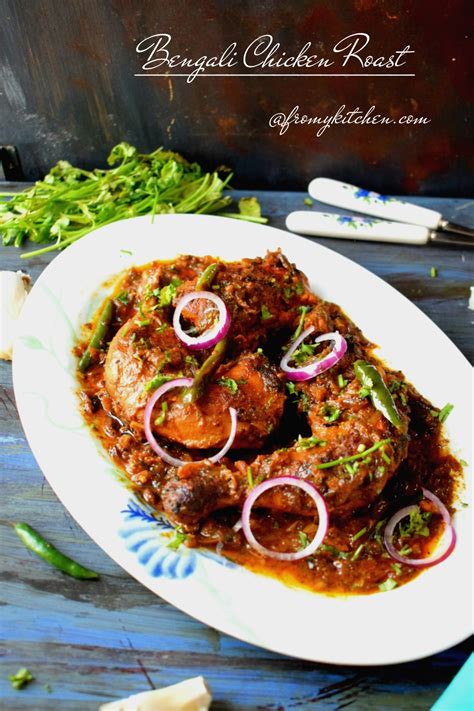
[78,299,114,372]
[183,336,228,403]
[14,523,99,579]
[196,262,218,290]
[353,360,403,430]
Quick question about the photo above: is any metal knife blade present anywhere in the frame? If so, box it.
[429,230,474,248]
[438,219,474,239]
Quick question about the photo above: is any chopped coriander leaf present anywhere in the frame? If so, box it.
[389,379,402,393]
[399,544,412,556]
[156,323,168,334]
[283,286,294,300]
[292,305,310,341]
[337,373,347,388]
[298,531,310,549]
[218,377,238,394]
[430,266,437,278]
[185,354,198,367]
[391,563,402,575]
[292,341,318,365]
[316,438,391,470]
[303,197,313,207]
[144,373,174,393]
[379,577,397,592]
[154,401,168,426]
[286,382,297,396]
[345,462,355,476]
[373,519,387,546]
[120,249,132,255]
[296,435,326,450]
[399,508,432,538]
[319,544,349,559]
[157,280,181,307]
[137,318,150,327]
[351,543,365,561]
[247,466,254,488]
[321,403,341,423]
[352,526,367,542]
[300,392,310,412]
[9,667,34,690]
[116,290,130,305]
[359,387,370,399]
[238,196,262,219]
[261,304,273,320]
[459,459,468,467]
[295,280,304,295]
[438,403,454,423]
[167,526,187,550]
[381,448,392,465]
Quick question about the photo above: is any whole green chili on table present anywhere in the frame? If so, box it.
[78,299,114,372]
[353,360,403,430]
[14,523,99,579]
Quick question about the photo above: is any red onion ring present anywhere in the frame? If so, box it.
[280,325,347,381]
[241,476,329,560]
[173,290,230,350]
[144,377,238,467]
[383,488,456,568]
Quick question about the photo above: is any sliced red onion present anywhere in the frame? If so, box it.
[241,476,329,561]
[280,325,347,382]
[144,377,238,467]
[383,488,456,568]
[173,290,230,350]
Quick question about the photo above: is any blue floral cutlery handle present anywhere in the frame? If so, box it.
[308,178,442,229]
[286,211,430,245]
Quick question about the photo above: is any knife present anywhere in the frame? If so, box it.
[285,211,474,248]
[308,178,474,240]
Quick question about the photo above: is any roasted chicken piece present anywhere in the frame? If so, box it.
[104,313,189,426]
[174,251,319,354]
[160,308,410,526]
[105,314,284,450]
[156,352,285,449]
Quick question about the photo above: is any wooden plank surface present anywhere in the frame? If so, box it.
[1,190,473,710]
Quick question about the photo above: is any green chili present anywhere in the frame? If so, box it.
[353,360,403,430]
[196,262,218,290]
[183,336,227,403]
[78,299,114,372]
[14,523,99,579]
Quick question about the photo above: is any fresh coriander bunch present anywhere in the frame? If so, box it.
[0,142,266,259]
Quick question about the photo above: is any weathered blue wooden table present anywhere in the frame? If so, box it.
[1,190,473,710]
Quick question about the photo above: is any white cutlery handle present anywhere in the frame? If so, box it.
[308,178,441,230]
[286,211,430,245]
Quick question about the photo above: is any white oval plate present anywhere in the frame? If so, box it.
[13,215,472,665]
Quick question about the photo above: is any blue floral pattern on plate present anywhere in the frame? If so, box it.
[119,500,237,580]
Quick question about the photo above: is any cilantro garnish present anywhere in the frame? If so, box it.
[9,668,34,690]
[167,526,187,550]
[218,377,238,394]
[378,577,397,592]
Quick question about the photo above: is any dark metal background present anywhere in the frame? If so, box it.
[1,0,472,194]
